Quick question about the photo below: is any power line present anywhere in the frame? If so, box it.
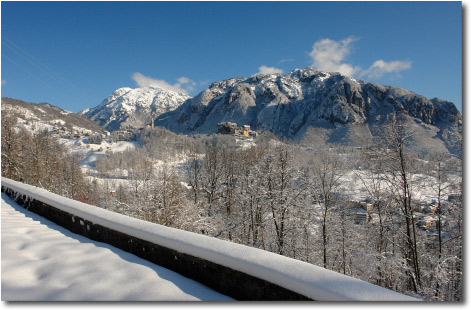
[2,53,79,107]
[2,36,96,105]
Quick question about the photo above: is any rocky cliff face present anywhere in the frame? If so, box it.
[82,86,190,132]
[155,67,461,154]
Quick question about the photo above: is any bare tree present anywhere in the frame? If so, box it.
[151,165,185,227]
[378,114,421,292]
[201,140,222,216]
[310,149,344,268]
[261,145,308,255]
[235,145,267,249]
[1,113,21,179]
[186,143,202,204]
[426,152,462,299]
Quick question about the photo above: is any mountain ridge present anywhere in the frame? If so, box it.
[154,67,461,155]
[78,67,461,155]
[1,97,104,133]
[158,68,459,130]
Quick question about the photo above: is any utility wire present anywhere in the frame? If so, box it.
[2,36,95,105]
[2,52,78,107]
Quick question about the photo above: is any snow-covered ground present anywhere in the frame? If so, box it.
[1,178,419,301]
[1,193,232,301]
[335,169,458,204]
[59,138,138,179]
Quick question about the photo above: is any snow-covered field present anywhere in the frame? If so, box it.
[60,138,136,170]
[1,193,232,301]
[335,169,458,204]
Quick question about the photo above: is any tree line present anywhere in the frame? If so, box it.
[2,113,90,201]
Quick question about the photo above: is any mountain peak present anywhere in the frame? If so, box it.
[82,86,190,131]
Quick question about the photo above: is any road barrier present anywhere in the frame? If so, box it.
[1,177,419,301]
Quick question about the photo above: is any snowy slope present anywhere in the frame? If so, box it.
[1,193,232,301]
[1,97,104,133]
[1,178,419,301]
[82,86,190,131]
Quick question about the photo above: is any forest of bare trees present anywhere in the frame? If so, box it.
[1,115,463,301]
[1,113,90,201]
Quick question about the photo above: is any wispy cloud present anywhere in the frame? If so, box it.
[176,77,197,92]
[253,65,284,76]
[361,59,412,79]
[1,80,6,86]
[278,58,294,64]
[132,72,196,94]
[309,36,411,79]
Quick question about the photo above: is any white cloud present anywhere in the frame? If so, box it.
[177,77,190,84]
[309,36,411,79]
[253,65,284,76]
[132,72,196,94]
[176,76,197,92]
[1,80,6,86]
[361,59,412,78]
[309,36,360,76]
[278,58,294,64]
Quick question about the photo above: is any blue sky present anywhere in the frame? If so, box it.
[1,1,462,112]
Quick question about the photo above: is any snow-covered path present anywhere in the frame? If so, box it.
[1,193,232,301]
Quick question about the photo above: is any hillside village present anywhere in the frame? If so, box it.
[216,122,257,138]
[56,122,259,150]
[54,126,143,144]
[351,197,459,236]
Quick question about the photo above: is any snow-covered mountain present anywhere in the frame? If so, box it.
[155,67,461,155]
[81,86,190,132]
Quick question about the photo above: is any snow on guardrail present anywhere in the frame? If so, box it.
[1,177,419,301]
